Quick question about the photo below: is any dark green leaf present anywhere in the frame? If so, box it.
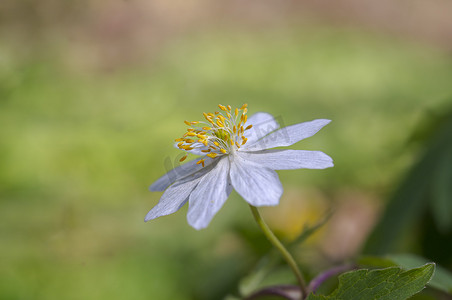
[359,254,452,294]
[306,264,435,300]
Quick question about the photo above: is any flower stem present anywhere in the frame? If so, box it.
[249,205,307,298]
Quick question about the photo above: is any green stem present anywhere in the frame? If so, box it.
[249,205,307,299]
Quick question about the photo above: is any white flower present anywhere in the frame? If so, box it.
[145,104,333,230]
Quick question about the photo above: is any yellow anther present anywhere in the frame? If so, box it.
[208,113,215,117]
[184,146,194,151]
[175,138,183,142]
[184,139,194,143]
[202,127,211,131]
[227,105,231,112]
[233,125,236,133]
[244,115,248,123]
[235,108,238,116]
[191,121,199,124]
[202,140,208,146]
[216,119,223,127]
[240,126,244,134]
[196,159,205,167]
[196,134,206,139]
[241,103,248,110]
[243,108,248,114]
[230,139,234,146]
[207,153,217,158]
[218,104,227,111]
[185,132,196,136]
[213,141,220,147]
[201,149,211,153]
[227,112,231,119]
[235,141,240,148]
[220,148,227,154]
[179,155,188,162]
[245,124,253,130]
[241,138,248,145]
[215,111,220,114]
[184,120,191,126]
[177,142,184,147]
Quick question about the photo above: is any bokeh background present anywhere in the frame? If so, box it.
[2,1,452,299]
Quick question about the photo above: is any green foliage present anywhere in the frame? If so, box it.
[359,254,452,294]
[364,108,452,255]
[306,264,435,300]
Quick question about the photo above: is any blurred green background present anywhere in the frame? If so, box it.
[2,1,452,299]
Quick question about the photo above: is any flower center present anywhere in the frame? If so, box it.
[175,104,253,166]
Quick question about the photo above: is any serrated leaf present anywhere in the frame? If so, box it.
[306,264,435,300]
[359,254,452,294]
[387,254,452,294]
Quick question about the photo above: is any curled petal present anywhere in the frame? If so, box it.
[245,119,331,151]
[230,155,283,206]
[187,158,232,230]
[239,149,333,170]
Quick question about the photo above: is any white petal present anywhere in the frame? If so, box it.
[245,119,331,151]
[241,112,280,148]
[186,157,232,230]
[149,157,215,192]
[230,154,283,206]
[144,175,202,221]
[238,149,334,170]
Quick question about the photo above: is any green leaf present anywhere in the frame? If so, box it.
[361,254,452,294]
[388,254,452,294]
[306,264,435,300]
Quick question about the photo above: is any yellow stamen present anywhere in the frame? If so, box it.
[184,139,194,143]
[202,127,211,130]
[175,138,183,142]
[213,141,220,147]
[235,108,238,116]
[191,121,199,124]
[220,148,227,154]
[184,120,191,126]
[241,103,247,110]
[201,149,211,153]
[179,155,188,162]
[227,105,231,112]
[230,139,234,146]
[207,153,217,158]
[245,125,253,130]
[196,159,205,167]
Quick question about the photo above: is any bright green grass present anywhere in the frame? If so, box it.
[1,26,452,300]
